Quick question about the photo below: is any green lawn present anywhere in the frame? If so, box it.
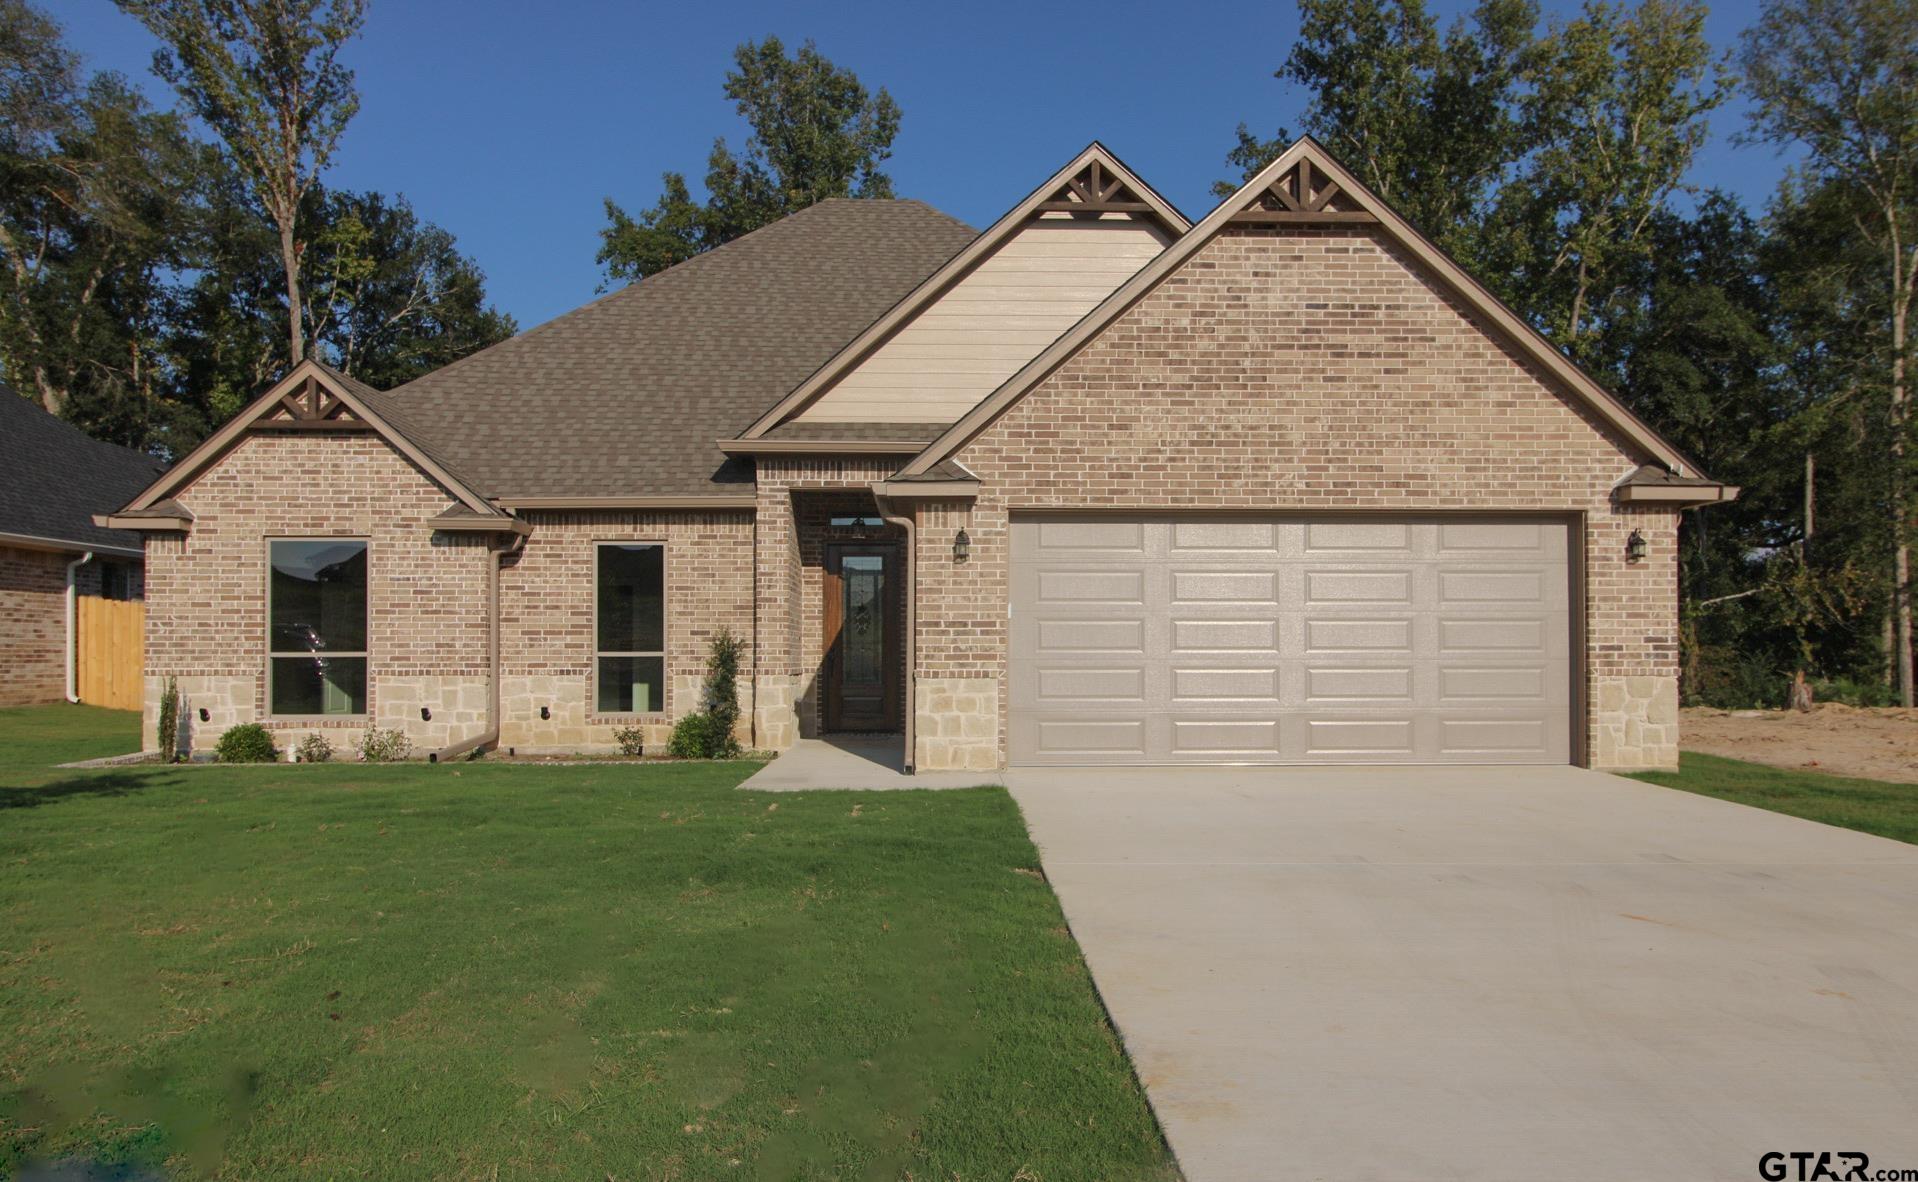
[0,705,1173,1180]
[1632,750,1918,845]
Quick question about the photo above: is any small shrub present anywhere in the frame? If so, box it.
[296,732,334,763]
[667,712,720,759]
[156,677,180,762]
[215,723,278,764]
[1813,677,1898,708]
[358,726,411,763]
[612,725,646,757]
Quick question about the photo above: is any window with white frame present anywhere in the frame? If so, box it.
[596,543,664,713]
[268,539,368,715]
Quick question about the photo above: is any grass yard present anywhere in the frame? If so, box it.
[1632,750,1918,845]
[0,705,1174,1180]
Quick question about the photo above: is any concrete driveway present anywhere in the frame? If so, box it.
[1008,766,1918,1182]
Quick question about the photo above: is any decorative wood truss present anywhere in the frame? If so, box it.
[1033,158,1184,235]
[252,372,372,431]
[1230,157,1378,225]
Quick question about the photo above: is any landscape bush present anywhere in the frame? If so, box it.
[214,723,278,763]
[296,732,334,763]
[357,727,411,763]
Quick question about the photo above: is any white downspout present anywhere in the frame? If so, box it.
[65,551,94,702]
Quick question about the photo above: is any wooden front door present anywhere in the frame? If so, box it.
[824,544,901,732]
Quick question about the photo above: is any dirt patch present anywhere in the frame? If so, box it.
[1681,704,1918,783]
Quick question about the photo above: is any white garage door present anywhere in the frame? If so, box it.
[1007,516,1573,765]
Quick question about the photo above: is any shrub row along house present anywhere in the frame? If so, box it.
[102,139,1734,770]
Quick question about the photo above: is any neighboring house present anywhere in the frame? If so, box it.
[103,139,1733,770]
[1,389,168,707]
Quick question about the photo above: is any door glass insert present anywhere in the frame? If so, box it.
[841,555,885,690]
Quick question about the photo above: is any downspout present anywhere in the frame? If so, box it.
[432,530,525,763]
[64,551,94,703]
[872,493,916,773]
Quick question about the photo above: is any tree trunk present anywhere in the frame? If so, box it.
[279,215,304,365]
[1894,283,1912,706]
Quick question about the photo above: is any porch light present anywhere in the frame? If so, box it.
[953,528,971,563]
[420,707,432,722]
[539,705,551,720]
[1626,529,1647,563]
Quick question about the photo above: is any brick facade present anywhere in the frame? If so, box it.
[142,433,492,754]
[137,228,1685,770]
[497,508,754,753]
[914,225,1680,770]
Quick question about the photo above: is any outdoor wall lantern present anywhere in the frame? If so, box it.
[1626,529,1647,564]
[420,707,431,722]
[539,705,551,721]
[198,707,209,722]
[953,528,971,563]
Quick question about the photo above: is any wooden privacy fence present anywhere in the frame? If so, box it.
[78,597,144,712]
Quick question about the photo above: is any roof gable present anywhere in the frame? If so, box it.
[899,137,1712,483]
[739,143,1188,438]
[120,360,501,518]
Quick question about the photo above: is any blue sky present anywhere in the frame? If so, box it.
[58,0,1783,329]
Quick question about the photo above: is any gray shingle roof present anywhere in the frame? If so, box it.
[0,387,169,553]
[380,199,977,498]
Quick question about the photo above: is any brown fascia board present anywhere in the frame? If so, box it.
[1614,483,1740,506]
[737,142,1191,440]
[900,136,1712,483]
[2,529,144,558]
[717,438,928,456]
[122,360,501,518]
[431,514,533,536]
[869,479,979,499]
[491,495,757,511]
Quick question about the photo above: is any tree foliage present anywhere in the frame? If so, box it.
[598,35,901,283]
[0,1,511,458]
[116,0,367,365]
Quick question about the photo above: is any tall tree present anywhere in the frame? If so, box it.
[0,0,198,434]
[598,35,901,283]
[1218,0,1537,267]
[116,0,366,367]
[1742,0,1918,703]
[301,186,515,388]
[1506,0,1730,366]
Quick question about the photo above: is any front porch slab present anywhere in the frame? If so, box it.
[739,737,1003,791]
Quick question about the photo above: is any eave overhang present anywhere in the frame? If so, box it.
[717,439,928,456]
[3,529,145,558]
[491,495,757,512]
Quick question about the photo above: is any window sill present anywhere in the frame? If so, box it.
[265,716,369,725]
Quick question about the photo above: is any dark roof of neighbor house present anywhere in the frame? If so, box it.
[378,199,978,499]
[0,387,169,554]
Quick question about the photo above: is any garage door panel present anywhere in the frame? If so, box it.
[1010,516,1572,765]
[1171,569,1278,603]
[1304,521,1414,553]
[1304,666,1414,702]
[1169,520,1281,552]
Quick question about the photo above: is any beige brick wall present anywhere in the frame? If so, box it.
[497,508,755,753]
[917,225,1682,771]
[753,458,905,742]
[143,433,492,753]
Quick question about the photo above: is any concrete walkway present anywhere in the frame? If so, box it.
[739,737,1003,791]
[1008,765,1918,1182]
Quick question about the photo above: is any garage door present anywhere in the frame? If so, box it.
[1008,516,1573,765]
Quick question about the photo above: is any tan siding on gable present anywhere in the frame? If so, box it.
[792,219,1171,425]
